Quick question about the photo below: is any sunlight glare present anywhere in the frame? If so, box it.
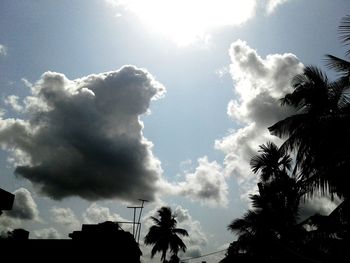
[113,0,256,46]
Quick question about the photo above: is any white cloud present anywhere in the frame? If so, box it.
[159,156,228,207]
[0,66,165,202]
[107,0,256,45]
[34,227,61,239]
[174,206,208,259]
[174,157,229,207]
[266,0,290,14]
[0,44,7,56]
[0,217,21,236]
[50,207,80,231]
[82,203,127,224]
[82,203,134,233]
[0,188,38,235]
[4,95,23,112]
[174,205,191,223]
[5,188,39,221]
[215,40,303,202]
[21,78,33,88]
[106,0,291,45]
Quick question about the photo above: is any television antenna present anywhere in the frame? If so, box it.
[127,199,149,244]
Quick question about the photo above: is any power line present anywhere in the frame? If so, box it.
[179,242,322,263]
[180,248,228,262]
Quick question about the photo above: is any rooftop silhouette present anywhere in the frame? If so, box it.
[0,221,142,262]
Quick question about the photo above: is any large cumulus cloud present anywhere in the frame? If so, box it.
[215,40,303,202]
[0,66,165,201]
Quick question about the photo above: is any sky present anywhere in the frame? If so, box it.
[0,0,349,262]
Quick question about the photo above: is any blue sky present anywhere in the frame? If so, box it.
[0,1,349,262]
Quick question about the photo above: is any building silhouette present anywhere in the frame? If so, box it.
[1,187,142,262]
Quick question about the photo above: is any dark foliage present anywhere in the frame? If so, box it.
[144,207,188,262]
[223,14,350,263]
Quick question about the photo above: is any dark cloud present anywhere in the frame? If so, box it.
[0,66,165,201]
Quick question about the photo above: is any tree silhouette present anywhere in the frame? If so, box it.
[268,65,350,199]
[144,207,188,262]
[250,142,292,182]
[267,15,350,261]
[325,15,350,77]
[223,143,304,263]
[224,14,350,263]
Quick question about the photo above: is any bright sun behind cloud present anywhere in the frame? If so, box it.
[109,0,257,46]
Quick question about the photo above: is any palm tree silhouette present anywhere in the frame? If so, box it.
[224,142,304,262]
[144,207,188,262]
[268,65,350,199]
[267,16,350,261]
[325,15,350,79]
[223,15,350,263]
[250,142,292,182]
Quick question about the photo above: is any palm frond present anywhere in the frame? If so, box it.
[169,234,187,254]
[338,15,350,55]
[328,77,350,109]
[228,211,258,235]
[151,216,161,225]
[144,225,161,245]
[324,54,350,76]
[302,66,329,87]
[172,228,189,237]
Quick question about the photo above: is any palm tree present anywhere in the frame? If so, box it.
[144,207,188,262]
[251,142,301,226]
[250,142,292,182]
[325,15,350,79]
[266,16,350,262]
[268,65,350,198]
[223,143,304,263]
